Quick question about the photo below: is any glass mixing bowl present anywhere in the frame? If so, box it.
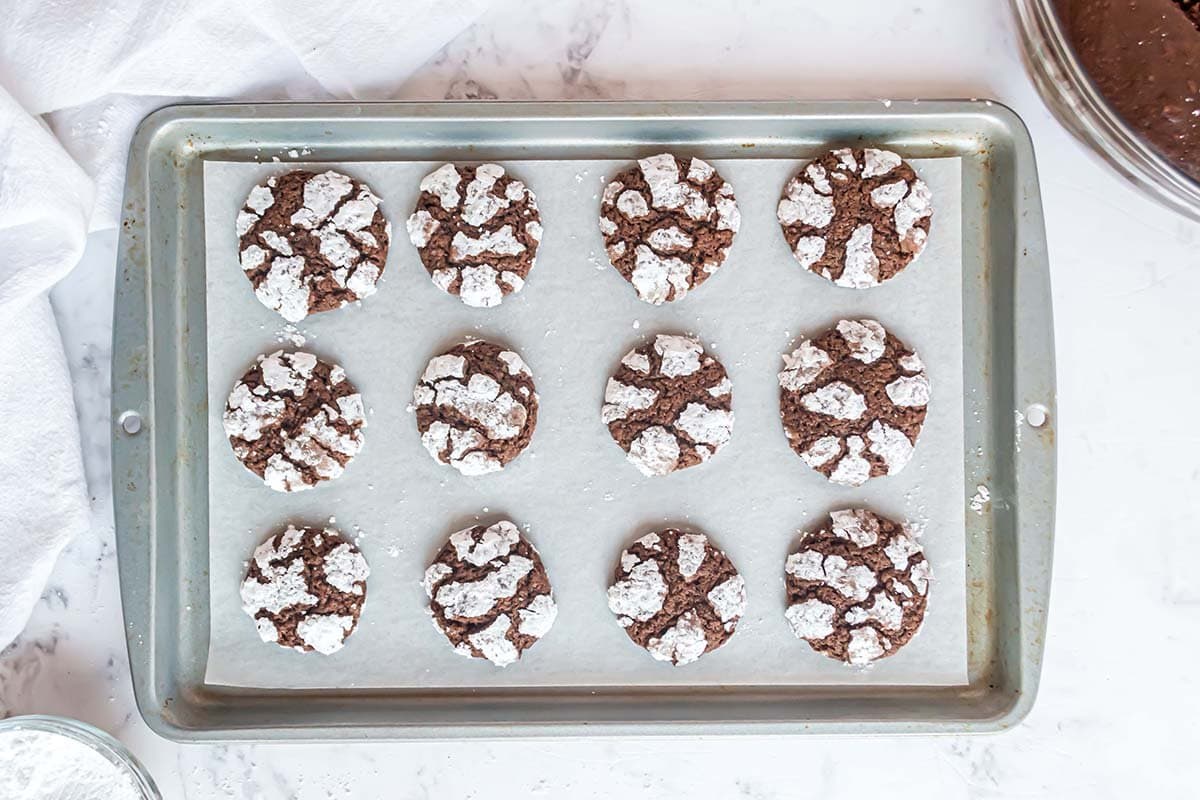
[1011,0,1200,221]
[0,715,161,800]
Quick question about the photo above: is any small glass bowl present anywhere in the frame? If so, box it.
[0,715,161,800]
[1010,0,1200,221]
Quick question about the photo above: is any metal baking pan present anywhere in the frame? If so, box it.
[112,100,1056,740]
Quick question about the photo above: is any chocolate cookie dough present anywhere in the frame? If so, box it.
[237,170,390,321]
[240,524,370,655]
[602,334,734,477]
[423,520,557,667]
[1056,0,1200,183]
[607,529,747,666]
[599,154,740,304]
[779,319,929,487]
[777,148,932,287]
[785,509,930,665]
[407,163,542,308]
[413,340,538,476]
[223,350,366,492]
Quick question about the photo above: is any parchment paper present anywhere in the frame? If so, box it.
[202,156,967,688]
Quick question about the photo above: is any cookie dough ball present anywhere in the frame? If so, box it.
[602,334,734,477]
[223,350,366,492]
[599,154,740,304]
[778,319,928,486]
[785,509,930,665]
[237,170,390,321]
[607,529,746,666]
[240,525,370,655]
[777,148,932,288]
[423,520,557,667]
[407,163,542,308]
[413,341,538,476]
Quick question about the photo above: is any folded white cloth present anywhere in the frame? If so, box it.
[0,0,489,648]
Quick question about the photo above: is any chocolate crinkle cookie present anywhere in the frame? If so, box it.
[423,520,557,667]
[777,148,932,288]
[237,170,390,321]
[599,154,740,304]
[779,319,929,487]
[223,350,366,492]
[413,340,538,476]
[407,163,542,308]
[240,524,370,655]
[785,509,930,665]
[602,334,734,477]
[607,529,747,666]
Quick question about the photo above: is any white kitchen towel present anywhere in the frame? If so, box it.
[0,297,92,649]
[0,0,490,648]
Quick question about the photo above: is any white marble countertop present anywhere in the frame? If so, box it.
[4,0,1199,796]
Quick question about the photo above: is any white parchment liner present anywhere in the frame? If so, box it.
[202,156,966,688]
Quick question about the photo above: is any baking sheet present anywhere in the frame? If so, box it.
[202,155,966,688]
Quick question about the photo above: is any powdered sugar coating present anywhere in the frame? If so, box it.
[600,154,740,304]
[413,341,538,476]
[608,529,746,665]
[601,380,660,424]
[240,525,370,655]
[779,320,929,486]
[785,598,837,640]
[237,170,389,321]
[646,612,710,666]
[777,148,933,287]
[323,542,371,594]
[451,519,519,565]
[785,509,931,665]
[240,527,317,615]
[800,381,868,420]
[862,148,903,179]
[467,615,521,666]
[830,508,882,547]
[778,341,833,392]
[408,163,541,307]
[626,426,682,476]
[296,615,356,655]
[676,533,708,578]
[886,374,932,407]
[675,403,735,447]
[840,224,881,288]
[603,335,734,477]
[435,557,534,618]
[421,164,461,208]
[223,350,365,492]
[837,319,887,364]
[707,575,747,628]
[425,520,557,667]
[517,593,558,638]
[608,559,668,625]
[655,334,703,378]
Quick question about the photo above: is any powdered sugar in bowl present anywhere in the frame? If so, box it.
[0,715,160,799]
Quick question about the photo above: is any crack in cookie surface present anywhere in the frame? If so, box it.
[223,350,366,492]
[778,320,928,486]
[607,529,746,666]
[777,148,932,288]
[599,154,740,304]
[238,170,390,321]
[423,520,557,667]
[602,334,734,476]
[240,525,370,655]
[407,163,542,308]
[784,509,930,665]
[413,340,538,475]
